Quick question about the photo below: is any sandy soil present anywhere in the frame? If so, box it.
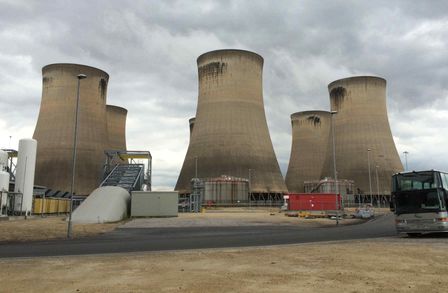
[0,216,120,242]
[1,237,447,292]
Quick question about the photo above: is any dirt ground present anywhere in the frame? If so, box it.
[0,216,120,242]
[0,208,372,242]
[1,237,447,293]
[122,209,367,228]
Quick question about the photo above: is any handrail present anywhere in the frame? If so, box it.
[99,164,120,186]
[132,165,144,190]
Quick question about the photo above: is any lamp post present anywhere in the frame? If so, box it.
[375,165,380,208]
[248,169,252,205]
[67,73,87,239]
[330,111,339,225]
[403,151,409,171]
[194,156,198,178]
[367,148,373,205]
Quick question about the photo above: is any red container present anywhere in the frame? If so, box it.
[288,193,341,211]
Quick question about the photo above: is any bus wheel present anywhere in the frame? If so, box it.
[407,233,421,237]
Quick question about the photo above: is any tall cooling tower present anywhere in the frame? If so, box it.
[175,49,287,197]
[33,63,109,196]
[285,111,331,193]
[106,105,127,151]
[322,76,403,195]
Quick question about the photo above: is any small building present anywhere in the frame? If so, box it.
[131,191,178,217]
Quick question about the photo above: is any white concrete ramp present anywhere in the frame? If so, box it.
[72,186,130,223]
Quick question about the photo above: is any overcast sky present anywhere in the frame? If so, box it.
[1,0,447,190]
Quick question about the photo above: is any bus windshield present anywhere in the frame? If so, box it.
[393,171,441,192]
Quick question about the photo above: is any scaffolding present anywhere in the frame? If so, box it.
[1,149,17,182]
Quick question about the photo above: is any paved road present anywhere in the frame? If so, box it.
[0,214,396,258]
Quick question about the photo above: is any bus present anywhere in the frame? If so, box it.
[391,170,448,236]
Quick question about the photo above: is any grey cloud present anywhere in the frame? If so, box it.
[0,0,447,188]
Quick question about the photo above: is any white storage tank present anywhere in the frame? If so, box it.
[14,138,37,214]
[0,150,8,171]
[0,171,9,215]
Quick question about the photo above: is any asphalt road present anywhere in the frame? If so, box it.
[0,214,396,258]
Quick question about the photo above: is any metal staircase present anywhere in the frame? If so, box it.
[100,164,144,192]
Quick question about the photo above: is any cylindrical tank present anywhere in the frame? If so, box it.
[0,150,8,171]
[0,171,9,192]
[33,63,109,195]
[14,138,37,213]
[322,76,403,195]
[106,105,127,151]
[0,170,9,214]
[175,49,287,197]
[285,111,331,193]
[189,117,195,138]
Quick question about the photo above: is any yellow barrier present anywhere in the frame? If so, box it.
[33,198,70,214]
[33,198,44,214]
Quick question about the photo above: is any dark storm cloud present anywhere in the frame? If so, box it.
[0,0,447,188]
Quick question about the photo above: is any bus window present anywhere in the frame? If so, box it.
[396,172,438,191]
[441,173,448,189]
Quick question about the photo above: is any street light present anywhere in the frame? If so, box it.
[375,165,380,208]
[194,156,198,178]
[403,151,409,171]
[248,169,253,204]
[330,111,339,225]
[67,73,87,239]
[367,148,373,205]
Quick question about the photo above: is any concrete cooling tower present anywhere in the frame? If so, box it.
[33,63,109,196]
[285,111,331,193]
[106,105,127,151]
[175,49,287,198]
[322,76,403,195]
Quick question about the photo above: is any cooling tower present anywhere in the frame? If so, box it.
[33,63,109,195]
[285,111,331,193]
[175,49,287,197]
[188,117,195,138]
[106,105,127,151]
[322,76,403,195]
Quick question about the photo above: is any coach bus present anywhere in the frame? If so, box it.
[391,170,448,236]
